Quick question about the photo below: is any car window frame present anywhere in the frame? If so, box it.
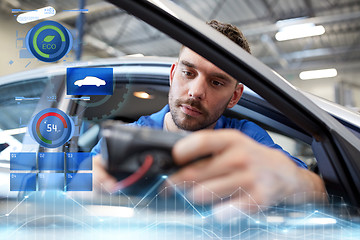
[105,0,360,207]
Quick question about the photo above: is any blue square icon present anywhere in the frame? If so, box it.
[66,173,92,191]
[38,173,64,191]
[10,173,37,191]
[66,152,92,171]
[38,152,64,171]
[10,152,37,170]
[66,68,113,95]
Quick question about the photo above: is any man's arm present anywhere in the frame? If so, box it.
[168,129,327,221]
[220,117,308,168]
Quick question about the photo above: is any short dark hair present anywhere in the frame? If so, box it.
[179,20,251,56]
[206,20,251,54]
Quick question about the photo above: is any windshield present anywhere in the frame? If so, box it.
[0,0,360,239]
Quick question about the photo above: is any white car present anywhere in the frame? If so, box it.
[74,76,106,87]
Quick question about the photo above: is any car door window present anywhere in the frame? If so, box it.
[0,78,48,141]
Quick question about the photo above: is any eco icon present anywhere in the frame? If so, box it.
[43,35,55,42]
[26,20,72,62]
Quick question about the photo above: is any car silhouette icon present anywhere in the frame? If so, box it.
[74,76,106,87]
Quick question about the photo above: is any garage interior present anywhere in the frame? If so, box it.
[0,0,360,111]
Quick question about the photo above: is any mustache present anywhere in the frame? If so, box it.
[175,99,206,113]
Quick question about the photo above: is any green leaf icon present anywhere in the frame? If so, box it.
[43,35,55,42]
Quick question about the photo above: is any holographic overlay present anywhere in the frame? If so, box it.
[65,173,92,191]
[1,179,359,239]
[66,152,92,171]
[10,173,36,191]
[25,20,72,62]
[38,152,64,171]
[66,68,114,96]
[10,152,36,170]
[9,151,93,192]
[16,6,56,24]
[28,108,75,148]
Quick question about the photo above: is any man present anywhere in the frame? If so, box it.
[92,20,326,217]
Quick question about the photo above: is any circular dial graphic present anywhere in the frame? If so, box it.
[29,108,74,148]
[26,20,72,62]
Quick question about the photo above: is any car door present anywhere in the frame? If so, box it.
[106,0,360,206]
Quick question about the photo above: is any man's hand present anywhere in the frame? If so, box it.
[168,129,327,220]
[93,154,117,193]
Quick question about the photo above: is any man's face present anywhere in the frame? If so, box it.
[168,47,243,131]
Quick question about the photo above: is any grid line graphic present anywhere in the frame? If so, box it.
[10,152,92,191]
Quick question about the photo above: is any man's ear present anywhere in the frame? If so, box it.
[169,63,177,86]
[227,83,244,108]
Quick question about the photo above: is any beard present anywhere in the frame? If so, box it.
[168,92,231,131]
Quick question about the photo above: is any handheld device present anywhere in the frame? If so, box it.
[100,121,187,191]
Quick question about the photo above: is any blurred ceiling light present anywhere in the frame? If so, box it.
[126,53,145,57]
[299,68,337,80]
[133,91,154,99]
[275,23,325,41]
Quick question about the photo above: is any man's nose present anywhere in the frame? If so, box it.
[188,76,206,100]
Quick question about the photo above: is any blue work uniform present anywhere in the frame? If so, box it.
[91,105,307,169]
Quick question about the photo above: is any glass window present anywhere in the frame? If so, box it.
[0,78,48,139]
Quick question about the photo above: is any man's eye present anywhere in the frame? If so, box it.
[182,71,194,77]
[212,80,224,86]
